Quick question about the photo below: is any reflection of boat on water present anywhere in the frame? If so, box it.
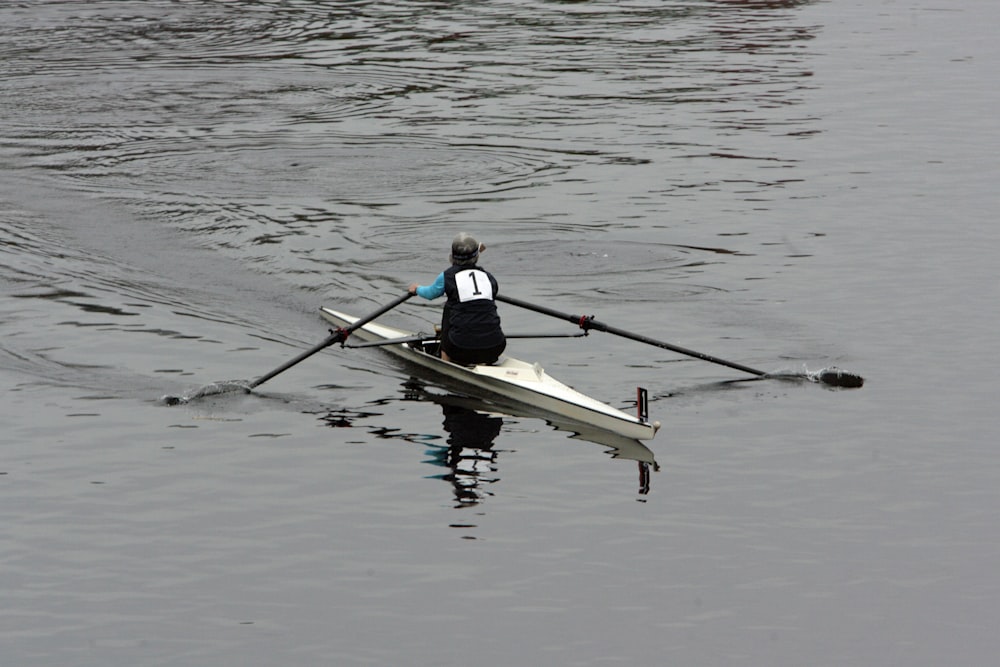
[407,381,659,505]
[405,380,658,466]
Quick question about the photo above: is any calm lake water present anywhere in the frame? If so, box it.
[2,1,998,665]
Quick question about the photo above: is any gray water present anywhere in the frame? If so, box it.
[2,1,998,665]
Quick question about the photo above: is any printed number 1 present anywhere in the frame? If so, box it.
[457,270,491,301]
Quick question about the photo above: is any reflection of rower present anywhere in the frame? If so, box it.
[426,404,503,507]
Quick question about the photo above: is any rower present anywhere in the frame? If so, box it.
[408,233,507,366]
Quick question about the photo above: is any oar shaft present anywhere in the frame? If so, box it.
[495,293,767,378]
[249,331,342,388]
[591,320,766,377]
[495,293,588,328]
[249,292,413,389]
[346,330,588,349]
[343,292,415,334]
[346,334,428,349]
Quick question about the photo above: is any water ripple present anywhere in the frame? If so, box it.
[2,0,829,378]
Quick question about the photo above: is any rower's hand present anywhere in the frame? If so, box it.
[408,283,418,295]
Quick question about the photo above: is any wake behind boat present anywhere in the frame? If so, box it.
[319,307,660,441]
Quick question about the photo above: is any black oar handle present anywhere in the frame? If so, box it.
[496,293,767,378]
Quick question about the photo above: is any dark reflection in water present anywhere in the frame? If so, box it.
[424,404,504,508]
[404,380,659,504]
[314,381,658,506]
[315,397,502,507]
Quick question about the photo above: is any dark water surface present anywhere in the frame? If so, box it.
[3,1,998,665]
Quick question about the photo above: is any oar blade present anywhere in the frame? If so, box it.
[161,380,251,405]
[814,367,865,388]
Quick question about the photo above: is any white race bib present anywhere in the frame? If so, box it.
[455,269,493,302]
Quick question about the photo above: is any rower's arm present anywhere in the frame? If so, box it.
[413,272,445,299]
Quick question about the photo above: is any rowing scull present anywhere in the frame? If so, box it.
[319,307,660,441]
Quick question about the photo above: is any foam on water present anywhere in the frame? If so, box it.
[160,379,252,405]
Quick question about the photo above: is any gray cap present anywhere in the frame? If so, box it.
[450,232,480,265]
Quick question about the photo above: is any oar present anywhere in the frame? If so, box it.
[161,292,415,405]
[495,294,863,388]
[248,292,414,389]
[345,334,430,349]
[345,330,588,349]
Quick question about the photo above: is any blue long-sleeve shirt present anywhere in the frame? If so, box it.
[414,272,446,300]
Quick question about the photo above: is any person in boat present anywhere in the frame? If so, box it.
[408,233,506,366]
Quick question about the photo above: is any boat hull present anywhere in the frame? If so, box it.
[320,307,659,441]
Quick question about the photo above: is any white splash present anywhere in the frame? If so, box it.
[160,380,252,405]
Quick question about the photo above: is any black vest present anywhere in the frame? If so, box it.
[442,265,504,349]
